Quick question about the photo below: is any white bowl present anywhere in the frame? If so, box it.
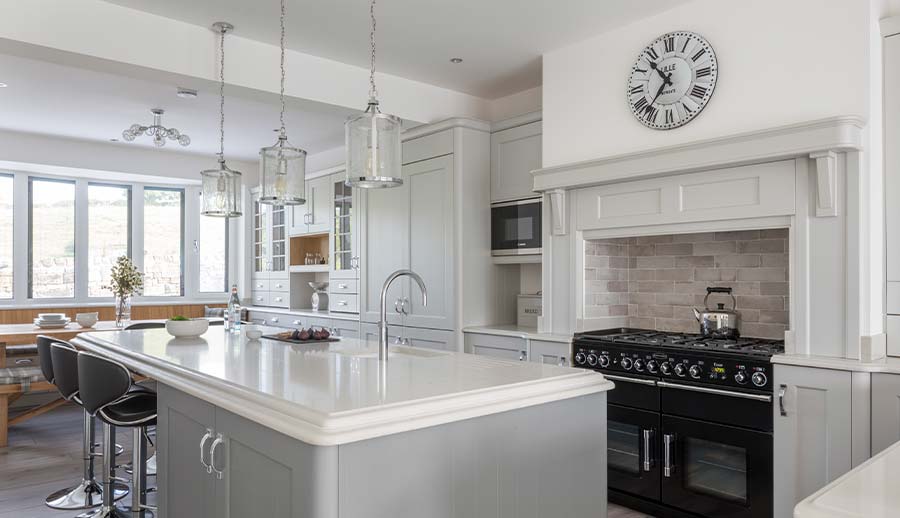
[165,318,210,338]
[244,325,264,340]
[76,316,98,329]
[75,312,99,320]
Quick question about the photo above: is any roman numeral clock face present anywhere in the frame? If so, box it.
[627,31,718,130]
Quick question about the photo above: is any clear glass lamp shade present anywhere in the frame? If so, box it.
[259,138,307,205]
[345,101,402,188]
[200,165,243,217]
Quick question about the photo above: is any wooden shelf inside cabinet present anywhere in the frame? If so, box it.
[289,233,330,268]
[289,264,330,273]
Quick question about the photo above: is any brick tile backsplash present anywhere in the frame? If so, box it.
[584,230,789,339]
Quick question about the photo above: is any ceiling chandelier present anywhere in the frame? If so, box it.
[259,0,306,206]
[200,22,242,218]
[345,0,402,189]
[122,108,190,147]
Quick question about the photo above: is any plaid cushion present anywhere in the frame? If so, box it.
[0,366,45,386]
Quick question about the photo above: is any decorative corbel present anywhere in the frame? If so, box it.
[810,150,838,217]
[548,189,567,236]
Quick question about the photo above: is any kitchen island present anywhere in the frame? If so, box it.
[72,327,613,518]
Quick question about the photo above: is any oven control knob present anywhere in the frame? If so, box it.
[659,362,672,375]
[689,365,703,379]
[598,355,610,368]
[633,359,645,372]
[586,354,598,367]
[734,370,748,384]
[674,363,687,377]
[751,372,768,387]
[620,358,633,370]
[646,360,659,374]
[574,352,587,365]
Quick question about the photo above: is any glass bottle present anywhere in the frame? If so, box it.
[226,284,242,332]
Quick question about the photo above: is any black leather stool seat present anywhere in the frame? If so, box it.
[99,392,157,427]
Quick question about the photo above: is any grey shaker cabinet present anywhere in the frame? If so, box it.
[490,120,542,203]
[289,173,333,235]
[529,339,570,367]
[464,332,528,361]
[872,373,900,454]
[157,383,339,518]
[773,365,853,518]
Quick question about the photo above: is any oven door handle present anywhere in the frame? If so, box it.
[657,380,772,402]
[603,374,657,387]
[642,429,654,472]
[663,433,675,478]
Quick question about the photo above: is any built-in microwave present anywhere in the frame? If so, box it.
[491,197,542,256]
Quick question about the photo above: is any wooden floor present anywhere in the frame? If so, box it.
[0,404,651,518]
[0,403,156,518]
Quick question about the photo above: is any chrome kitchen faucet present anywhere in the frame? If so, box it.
[378,270,427,361]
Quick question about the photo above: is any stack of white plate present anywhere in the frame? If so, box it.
[34,313,71,329]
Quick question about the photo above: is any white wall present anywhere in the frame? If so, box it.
[542,0,870,167]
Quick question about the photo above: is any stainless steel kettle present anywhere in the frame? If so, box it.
[692,287,740,338]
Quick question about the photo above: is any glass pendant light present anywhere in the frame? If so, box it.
[345,0,402,189]
[259,0,306,205]
[201,22,242,217]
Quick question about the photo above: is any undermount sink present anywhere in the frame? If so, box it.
[333,347,447,359]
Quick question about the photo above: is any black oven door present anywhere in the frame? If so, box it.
[608,404,660,500]
[491,199,541,255]
[661,415,773,518]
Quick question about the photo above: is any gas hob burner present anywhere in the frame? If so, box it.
[578,328,785,356]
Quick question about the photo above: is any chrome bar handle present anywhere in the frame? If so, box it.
[209,433,225,480]
[394,298,402,314]
[779,384,787,416]
[199,429,213,474]
[663,433,675,478]
[642,429,654,472]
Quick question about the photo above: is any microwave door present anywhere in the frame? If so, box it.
[491,200,541,255]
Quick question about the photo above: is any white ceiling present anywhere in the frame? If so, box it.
[101,0,690,99]
[0,53,356,161]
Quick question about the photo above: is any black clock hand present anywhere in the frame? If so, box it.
[648,60,671,85]
[649,71,673,106]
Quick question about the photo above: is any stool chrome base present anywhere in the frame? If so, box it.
[76,504,133,518]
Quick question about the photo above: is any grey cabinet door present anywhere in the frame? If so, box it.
[402,326,455,351]
[157,384,217,518]
[873,373,900,454]
[490,120,542,203]
[330,319,360,340]
[213,407,339,518]
[465,332,528,361]
[404,155,455,331]
[773,365,852,517]
[307,174,333,234]
[359,175,408,325]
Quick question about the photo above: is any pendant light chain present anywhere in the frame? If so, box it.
[218,26,226,162]
[279,0,287,137]
[369,0,378,101]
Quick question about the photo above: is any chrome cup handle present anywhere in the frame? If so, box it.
[199,429,213,474]
[209,434,225,480]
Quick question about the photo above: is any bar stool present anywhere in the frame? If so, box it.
[77,350,158,518]
[123,322,163,477]
[36,336,128,511]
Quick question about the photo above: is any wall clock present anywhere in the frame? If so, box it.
[627,31,718,130]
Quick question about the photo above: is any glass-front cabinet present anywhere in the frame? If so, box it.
[330,175,359,280]
[251,189,288,278]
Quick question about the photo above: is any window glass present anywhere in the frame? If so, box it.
[198,213,227,293]
[88,184,131,297]
[0,175,12,298]
[30,178,76,298]
[143,188,183,296]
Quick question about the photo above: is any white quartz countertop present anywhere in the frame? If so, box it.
[795,439,900,518]
[244,305,359,322]
[772,353,900,374]
[72,327,611,446]
[463,325,572,343]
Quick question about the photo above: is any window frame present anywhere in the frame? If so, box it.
[0,170,236,307]
[0,173,14,300]
[196,212,230,294]
[86,182,133,299]
[28,176,77,300]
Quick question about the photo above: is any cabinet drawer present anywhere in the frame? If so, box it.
[530,339,571,366]
[888,282,900,314]
[247,310,288,327]
[464,332,526,354]
[269,292,289,308]
[402,129,453,165]
[251,291,269,306]
[888,315,900,357]
[251,279,270,292]
[330,294,359,313]
[269,279,289,292]
[330,279,358,294]
[473,344,528,361]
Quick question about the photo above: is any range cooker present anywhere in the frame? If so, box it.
[573,329,784,518]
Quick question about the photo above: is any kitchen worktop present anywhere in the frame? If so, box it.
[72,327,611,446]
[463,324,572,343]
[243,305,360,322]
[772,353,900,374]
[794,438,900,518]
